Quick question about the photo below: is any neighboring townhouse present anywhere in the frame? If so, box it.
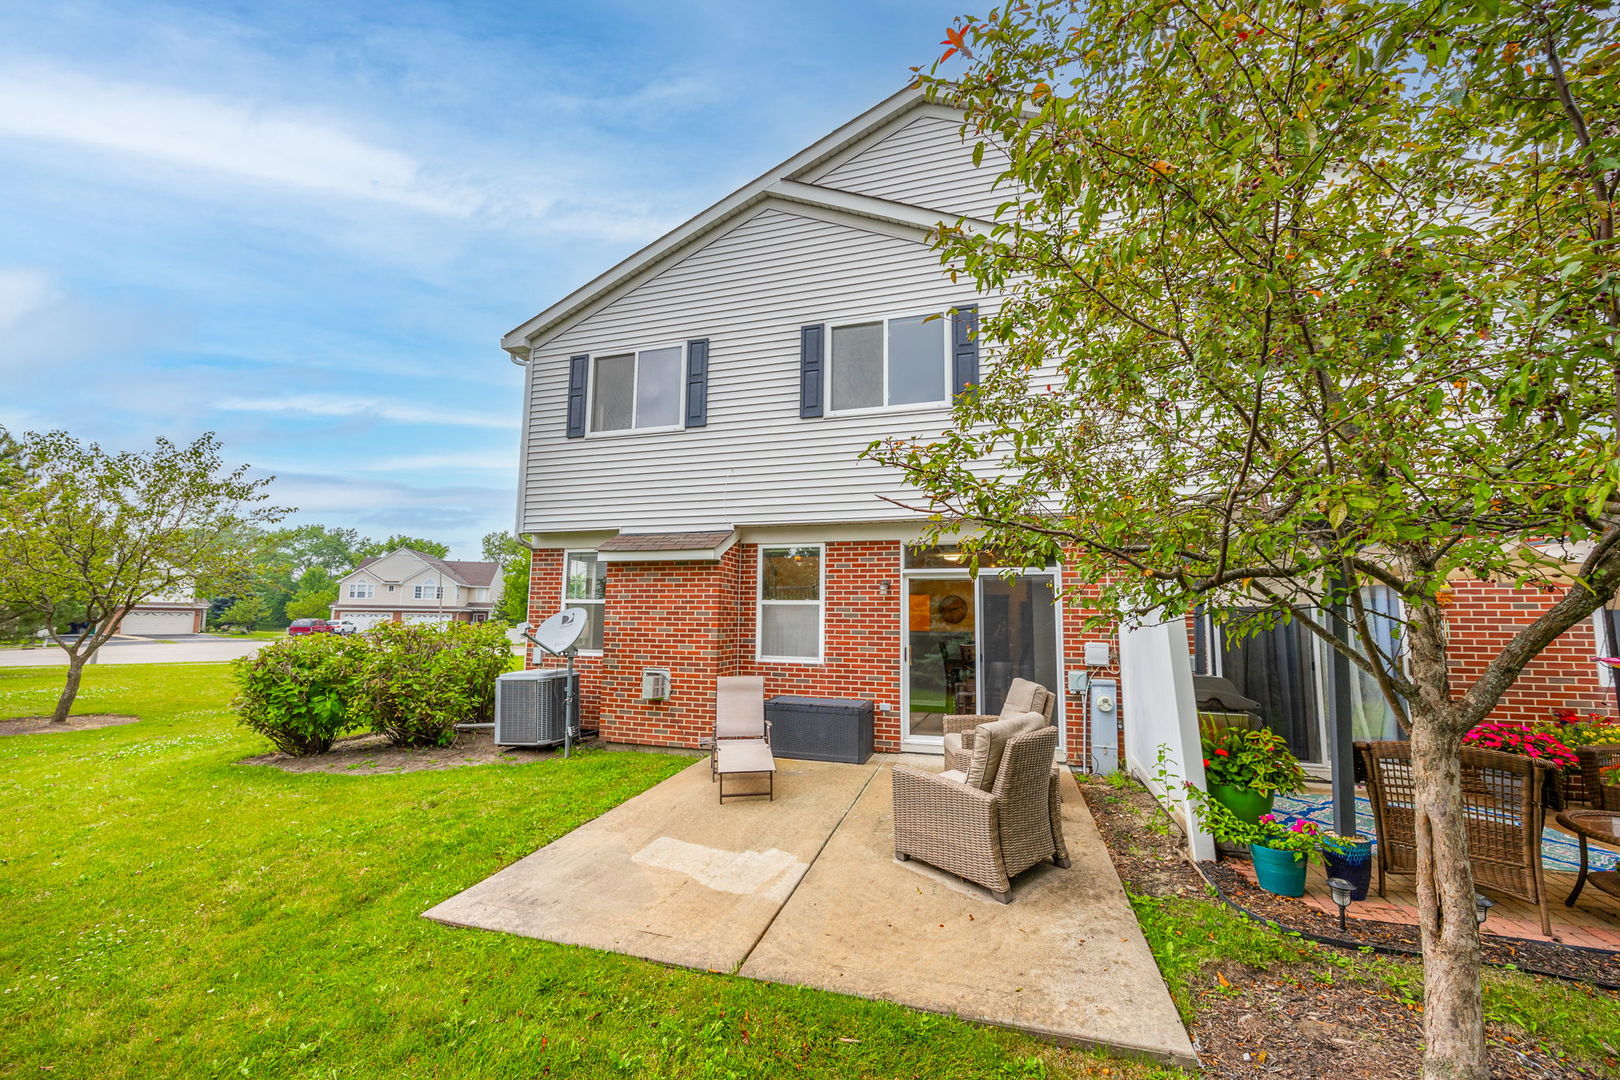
[118,590,209,635]
[504,86,1620,771]
[329,548,501,629]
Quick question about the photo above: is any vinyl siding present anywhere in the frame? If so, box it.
[805,115,1013,221]
[521,207,991,533]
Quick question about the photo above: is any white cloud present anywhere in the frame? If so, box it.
[0,266,55,331]
[214,394,518,430]
[357,450,518,472]
[0,66,487,216]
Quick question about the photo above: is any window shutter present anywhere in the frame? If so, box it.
[685,339,709,428]
[565,354,589,438]
[951,304,979,396]
[799,324,824,418]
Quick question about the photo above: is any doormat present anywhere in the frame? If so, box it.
[1271,793,1619,875]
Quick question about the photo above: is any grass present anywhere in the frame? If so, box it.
[0,664,1171,1080]
[203,629,286,640]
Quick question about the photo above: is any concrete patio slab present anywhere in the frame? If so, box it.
[424,753,1195,1067]
[423,756,879,971]
[738,763,1196,1066]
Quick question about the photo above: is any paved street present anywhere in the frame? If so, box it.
[0,634,272,667]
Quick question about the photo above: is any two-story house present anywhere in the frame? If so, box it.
[504,87,1620,770]
[329,548,501,629]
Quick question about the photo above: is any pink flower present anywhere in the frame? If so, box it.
[1258,813,1278,824]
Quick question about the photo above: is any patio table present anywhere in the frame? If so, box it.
[1554,809,1620,907]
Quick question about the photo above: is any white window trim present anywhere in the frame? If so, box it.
[1593,609,1618,688]
[757,542,825,664]
[823,311,950,416]
[562,549,606,655]
[585,342,688,438]
[348,582,374,599]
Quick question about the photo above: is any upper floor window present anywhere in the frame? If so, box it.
[829,314,947,412]
[348,581,374,599]
[591,346,683,433]
[414,579,442,600]
[564,551,606,651]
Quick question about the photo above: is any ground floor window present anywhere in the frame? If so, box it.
[563,551,606,651]
[759,545,822,661]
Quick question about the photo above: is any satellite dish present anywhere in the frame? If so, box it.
[529,608,588,657]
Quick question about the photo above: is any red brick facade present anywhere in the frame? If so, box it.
[526,543,1617,768]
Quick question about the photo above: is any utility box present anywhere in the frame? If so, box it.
[1088,677,1119,774]
[640,667,671,702]
[764,696,874,764]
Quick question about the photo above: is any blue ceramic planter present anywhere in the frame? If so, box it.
[1250,842,1307,897]
[1323,835,1374,901]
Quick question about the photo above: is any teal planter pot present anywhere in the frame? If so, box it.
[1208,783,1275,826]
[1250,842,1307,897]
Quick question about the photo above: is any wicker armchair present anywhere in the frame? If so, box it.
[942,678,1056,773]
[893,725,1069,902]
[1356,739,1556,936]
[1577,746,1620,811]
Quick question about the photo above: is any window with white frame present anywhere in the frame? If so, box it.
[563,551,606,651]
[828,313,948,411]
[348,581,374,599]
[590,346,683,432]
[413,579,441,600]
[758,545,823,660]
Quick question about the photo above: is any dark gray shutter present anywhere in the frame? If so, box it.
[951,304,979,396]
[685,339,709,427]
[799,325,824,418]
[565,354,589,438]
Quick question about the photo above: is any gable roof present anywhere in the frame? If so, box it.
[501,86,993,357]
[351,548,499,588]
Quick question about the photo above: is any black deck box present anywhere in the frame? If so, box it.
[764,695,874,764]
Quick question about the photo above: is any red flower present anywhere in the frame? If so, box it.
[1203,758,1212,768]
[1215,748,1230,757]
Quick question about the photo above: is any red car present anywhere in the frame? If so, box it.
[287,619,336,636]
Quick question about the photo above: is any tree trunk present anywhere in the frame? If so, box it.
[1401,591,1489,1080]
[52,654,86,723]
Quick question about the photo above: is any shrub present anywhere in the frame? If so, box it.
[358,621,512,747]
[232,633,367,755]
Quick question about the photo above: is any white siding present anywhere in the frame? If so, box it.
[522,207,990,533]
[804,115,1012,221]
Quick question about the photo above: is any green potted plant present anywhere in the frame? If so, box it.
[1201,726,1308,825]
[1180,783,1324,897]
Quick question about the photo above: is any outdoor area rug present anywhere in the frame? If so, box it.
[1272,793,1620,874]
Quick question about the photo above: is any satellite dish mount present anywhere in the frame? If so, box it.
[521,608,589,758]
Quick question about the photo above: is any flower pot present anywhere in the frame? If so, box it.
[1249,842,1307,897]
[1208,783,1275,826]
[1322,835,1374,901]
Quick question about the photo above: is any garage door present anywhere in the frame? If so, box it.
[344,612,392,630]
[121,610,194,636]
[402,613,450,626]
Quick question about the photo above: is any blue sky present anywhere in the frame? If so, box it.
[0,0,958,558]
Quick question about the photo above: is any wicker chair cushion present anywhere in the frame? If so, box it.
[1000,678,1049,719]
[943,731,966,760]
[966,711,1047,790]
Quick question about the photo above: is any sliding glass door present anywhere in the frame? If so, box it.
[902,569,1060,746]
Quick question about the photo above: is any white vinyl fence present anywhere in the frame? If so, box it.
[1118,612,1215,861]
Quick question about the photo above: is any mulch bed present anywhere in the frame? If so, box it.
[1078,776,1619,1079]
[1200,860,1620,989]
[236,728,570,774]
[0,714,140,736]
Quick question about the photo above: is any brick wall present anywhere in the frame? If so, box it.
[1444,577,1612,723]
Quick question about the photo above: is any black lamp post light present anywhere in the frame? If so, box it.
[1474,892,1495,928]
[1327,876,1355,932]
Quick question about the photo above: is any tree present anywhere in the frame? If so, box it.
[0,431,285,720]
[284,566,340,621]
[480,531,532,624]
[220,595,270,632]
[877,4,1617,1076]
[355,534,450,561]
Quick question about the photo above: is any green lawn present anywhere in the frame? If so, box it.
[0,664,1165,1080]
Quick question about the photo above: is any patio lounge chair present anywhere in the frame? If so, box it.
[712,676,775,803]
[942,677,1055,774]
[1356,739,1557,936]
[1577,747,1620,812]
[892,723,1069,902]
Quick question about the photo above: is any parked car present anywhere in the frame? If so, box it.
[287,619,335,636]
[329,620,358,635]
